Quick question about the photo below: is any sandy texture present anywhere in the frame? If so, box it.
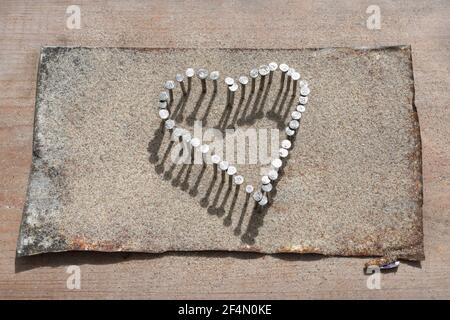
[16,46,423,261]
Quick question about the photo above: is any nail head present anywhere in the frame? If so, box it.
[211,154,221,164]
[234,175,244,185]
[289,120,300,130]
[279,148,289,158]
[229,83,239,92]
[281,139,292,149]
[159,109,169,120]
[175,74,184,82]
[197,69,209,79]
[261,175,271,185]
[262,183,273,192]
[224,77,235,86]
[253,191,263,202]
[279,63,289,72]
[268,169,279,181]
[165,119,175,130]
[164,80,175,90]
[272,158,283,169]
[285,127,295,136]
[291,111,302,120]
[219,160,229,171]
[159,91,169,101]
[190,138,201,148]
[239,76,249,85]
[185,68,195,78]
[258,196,268,206]
[227,165,237,176]
[269,62,278,71]
[250,69,259,78]
[298,96,308,105]
[209,71,220,80]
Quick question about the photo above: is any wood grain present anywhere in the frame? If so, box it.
[1,0,449,299]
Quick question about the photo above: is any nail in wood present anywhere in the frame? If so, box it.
[176,74,187,95]
[197,69,209,93]
[279,63,289,90]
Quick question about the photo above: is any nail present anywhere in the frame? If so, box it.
[281,139,292,150]
[159,101,168,109]
[291,110,302,121]
[210,71,220,92]
[253,190,263,202]
[268,62,278,84]
[258,195,268,207]
[296,104,306,113]
[159,91,169,102]
[159,109,169,121]
[161,116,173,133]
[261,184,272,204]
[268,169,278,181]
[228,83,238,108]
[279,64,289,90]
[258,65,269,90]
[291,72,300,96]
[164,119,175,131]
[279,148,289,158]
[250,69,259,93]
[272,158,283,171]
[286,68,295,91]
[224,77,235,86]
[186,68,195,90]
[239,76,249,98]
[219,160,229,181]
[261,175,271,185]
[285,127,295,137]
[182,132,192,162]
[234,175,244,193]
[289,119,300,130]
[227,165,237,187]
[245,184,254,202]
[182,132,191,161]
[298,95,308,105]
[225,77,234,106]
[176,73,187,95]
[300,86,310,96]
[262,182,272,194]
[197,69,208,93]
[234,175,244,187]
[190,138,201,164]
[211,154,221,172]
[200,144,210,166]
[164,80,175,101]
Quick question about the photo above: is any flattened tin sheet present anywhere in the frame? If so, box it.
[17,47,423,260]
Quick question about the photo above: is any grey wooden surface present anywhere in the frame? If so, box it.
[0,0,449,299]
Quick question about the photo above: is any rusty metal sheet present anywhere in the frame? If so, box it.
[17,46,423,262]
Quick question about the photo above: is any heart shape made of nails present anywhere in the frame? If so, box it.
[156,63,310,208]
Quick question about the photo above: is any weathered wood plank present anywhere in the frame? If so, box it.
[0,0,449,299]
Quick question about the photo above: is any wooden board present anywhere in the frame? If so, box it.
[1,0,449,299]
